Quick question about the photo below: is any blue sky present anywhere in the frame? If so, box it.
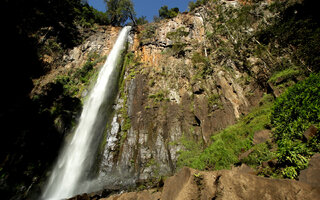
[88,0,195,22]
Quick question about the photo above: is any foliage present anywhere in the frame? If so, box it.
[272,73,320,141]
[135,16,148,25]
[241,142,276,167]
[159,5,179,19]
[271,73,320,179]
[105,0,136,26]
[55,52,105,98]
[268,68,301,84]
[140,23,158,44]
[166,27,190,57]
[188,0,210,11]
[118,51,139,143]
[177,136,203,169]
[166,27,189,40]
[148,90,169,103]
[74,3,109,27]
[191,52,212,78]
[177,94,274,170]
[257,0,320,72]
[207,94,221,108]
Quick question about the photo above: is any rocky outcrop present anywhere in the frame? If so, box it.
[99,167,320,200]
[31,26,121,96]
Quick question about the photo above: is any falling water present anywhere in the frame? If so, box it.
[41,26,131,200]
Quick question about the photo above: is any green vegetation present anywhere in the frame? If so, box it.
[165,27,190,57]
[118,51,140,144]
[207,93,221,109]
[135,16,148,25]
[159,5,179,19]
[105,0,136,26]
[74,3,109,28]
[177,135,204,169]
[241,142,276,167]
[55,52,106,98]
[191,52,212,79]
[140,23,157,44]
[188,0,210,11]
[177,94,274,170]
[166,27,189,40]
[178,72,320,179]
[268,68,301,84]
[148,90,169,103]
[271,73,320,179]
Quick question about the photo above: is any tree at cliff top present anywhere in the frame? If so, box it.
[159,5,179,19]
[105,0,136,26]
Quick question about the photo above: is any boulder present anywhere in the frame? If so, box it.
[303,125,318,141]
[253,129,271,145]
[299,153,320,188]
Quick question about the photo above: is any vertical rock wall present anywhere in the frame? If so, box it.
[100,12,265,181]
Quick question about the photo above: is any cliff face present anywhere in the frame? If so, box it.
[32,26,121,96]
[5,1,319,199]
[21,0,317,196]
[100,8,266,181]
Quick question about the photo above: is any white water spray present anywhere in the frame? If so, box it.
[41,26,131,200]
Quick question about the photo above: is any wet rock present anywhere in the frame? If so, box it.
[299,153,320,188]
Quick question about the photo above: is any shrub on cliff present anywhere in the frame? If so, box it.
[188,0,209,11]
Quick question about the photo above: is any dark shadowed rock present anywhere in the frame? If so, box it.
[262,158,278,168]
[299,153,320,188]
[69,193,90,200]
[303,125,318,141]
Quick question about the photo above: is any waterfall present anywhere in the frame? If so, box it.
[41,26,131,200]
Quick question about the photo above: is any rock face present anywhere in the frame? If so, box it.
[99,10,266,181]
[102,167,320,200]
[32,26,121,96]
